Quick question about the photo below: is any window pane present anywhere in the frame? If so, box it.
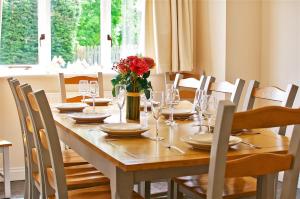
[112,0,143,63]
[76,0,101,66]
[51,0,80,65]
[51,0,101,67]
[0,0,38,65]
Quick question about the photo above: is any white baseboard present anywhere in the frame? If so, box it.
[0,166,25,182]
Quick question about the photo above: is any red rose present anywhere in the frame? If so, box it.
[129,57,149,76]
[143,57,155,69]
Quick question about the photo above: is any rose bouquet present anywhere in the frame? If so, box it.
[111,56,155,121]
[111,56,155,99]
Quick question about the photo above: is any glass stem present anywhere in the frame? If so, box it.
[170,105,174,123]
[144,100,147,113]
[120,108,122,123]
[92,96,95,112]
[82,95,85,103]
[208,117,211,132]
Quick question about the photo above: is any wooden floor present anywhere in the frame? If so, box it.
[0,180,299,198]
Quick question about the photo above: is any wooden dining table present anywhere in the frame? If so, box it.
[53,102,289,199]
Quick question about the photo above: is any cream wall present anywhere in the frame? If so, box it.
[226,0,261,82]
[196,0,226,81]
[261,0,300,89]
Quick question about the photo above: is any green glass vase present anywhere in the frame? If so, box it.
[126,92,140,122]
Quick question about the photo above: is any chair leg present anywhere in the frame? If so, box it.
[139,181,151,199]
[24,165,30,199]
[3,147,11,198]
[31,184,40,199]
[167,179,174,199]
[173,181,184,199]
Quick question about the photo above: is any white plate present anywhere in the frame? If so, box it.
[140,101,151,108]
[99,123,149,137]
[83,98,112,106]
[181,133,242,150]
[55,103,88,112]
[162,109,194,119]
[68,113,110,123]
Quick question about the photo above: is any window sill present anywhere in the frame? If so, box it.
[0,65,117,78]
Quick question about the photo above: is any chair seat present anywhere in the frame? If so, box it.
[174,174,257,199]
[33,165,109,190]
[62,149,88,167]
[48,185,143,199]
[32,148,88,167]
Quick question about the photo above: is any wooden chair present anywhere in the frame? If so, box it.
[29,88,142,198]
[0,140,12,198]
[164,72,206,101]
[20,84,110,198]
[59,72,104,103]
[204,76,245,107]
[8,78,104,198]
[174,102,300,199]
[242,80,298,135]
[7,78,40,199]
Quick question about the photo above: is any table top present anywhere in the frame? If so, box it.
[53,102,289,172]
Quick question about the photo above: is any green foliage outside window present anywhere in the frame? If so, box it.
[51,0,80,63]
[0,0,38,64]
[0,0,140,65]
[76,0,100,46]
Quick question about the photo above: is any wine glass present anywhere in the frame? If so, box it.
[150,91,164,141]
[166,88,180,126]
[194,89,205,128]
[115,84,126,123]
[78,80,89,103]
[89,81,99,112]
[141,93,148,114]
[202,95,217,132]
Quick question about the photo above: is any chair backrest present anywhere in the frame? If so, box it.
[21,85,61,198]
[207,102,300,199]
[164,72,206,101]
[242,80,298,135]
[7,78,35,197]
[59,72,104,102]
[7,78,29,165]
[204,76,245,107]
[24,86,68,198]
[164,71,204,87]
[8,79,44,197]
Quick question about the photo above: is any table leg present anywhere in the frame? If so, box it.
[257,174,276,199]
[110,167,134,199]
[3,147,11,198]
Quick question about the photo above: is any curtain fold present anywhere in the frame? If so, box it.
[144,0,195,73]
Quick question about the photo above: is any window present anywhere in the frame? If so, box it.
[0,0,143,69]
[0,0,38,65]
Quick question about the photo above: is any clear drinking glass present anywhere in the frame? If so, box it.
[166,88,180,126]
[141,93,148,114]
[89,81,99,112]
[150,91,164,141]
[202,95,217,132]
[194,89,205,130]
[78,80,89,103]
[115,84,126,123]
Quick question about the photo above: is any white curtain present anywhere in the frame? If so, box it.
[143,0,195,73]
[0,0,3,44]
